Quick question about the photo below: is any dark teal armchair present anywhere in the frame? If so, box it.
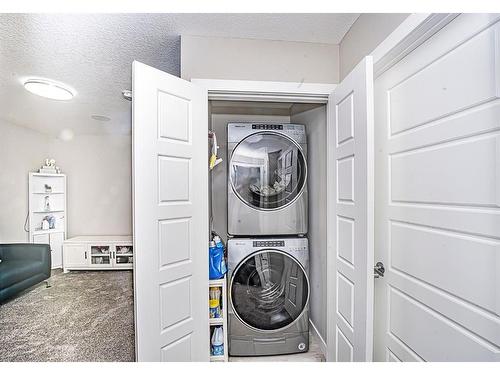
[0,243,51,303]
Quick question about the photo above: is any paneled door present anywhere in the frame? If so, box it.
[327,56,374,361]
[374,14,500,361]
[133,61,209,361]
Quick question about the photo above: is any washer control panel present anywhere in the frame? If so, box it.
[228,238,309,272]
[253,240,285,247]
[251,124,283,130]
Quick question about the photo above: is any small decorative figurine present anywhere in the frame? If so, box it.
[41,218,50,230]
[39,158,61,174]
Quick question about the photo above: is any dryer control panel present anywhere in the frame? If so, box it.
[253,240,285,247]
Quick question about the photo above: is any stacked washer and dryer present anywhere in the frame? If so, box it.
[227,123,310,357]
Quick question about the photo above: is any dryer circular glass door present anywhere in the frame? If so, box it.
[229,132,307,210]
[230,249,309,331]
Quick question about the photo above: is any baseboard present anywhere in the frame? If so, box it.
[309,319,327,358]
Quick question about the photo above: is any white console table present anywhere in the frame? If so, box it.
[63,235,133,273]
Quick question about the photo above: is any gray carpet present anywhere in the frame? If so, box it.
[0,270,135,362]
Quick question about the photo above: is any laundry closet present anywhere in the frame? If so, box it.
[208,99,328,357]
[132,54,373,362]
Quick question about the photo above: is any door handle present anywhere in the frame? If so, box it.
[84,251,87,260]
[374,261,385,278]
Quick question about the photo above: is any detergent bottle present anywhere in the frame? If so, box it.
[208,241,220,280]
[213,236,227,276]
[211,327,224,356]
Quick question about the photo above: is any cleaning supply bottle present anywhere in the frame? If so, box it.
[209,237,227,279]
[213,236,227,276]
[209,241,221,280]
[209,287,221,318]
[211,327,224,356]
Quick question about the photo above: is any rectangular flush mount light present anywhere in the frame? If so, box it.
[23,78,76,101]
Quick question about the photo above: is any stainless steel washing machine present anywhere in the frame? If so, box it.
[227,123,308,236]
[228,237,309,356]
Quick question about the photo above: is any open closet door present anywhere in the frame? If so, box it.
[132,61,209,361]
[327,56,374,361]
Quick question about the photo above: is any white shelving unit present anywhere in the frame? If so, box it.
[28,172,67,269]
[209,275,228,362]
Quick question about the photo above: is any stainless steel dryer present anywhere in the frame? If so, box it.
[228,238,309,356]
[227,123,308,236]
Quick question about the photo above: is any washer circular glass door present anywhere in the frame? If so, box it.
[229,132,307,210]
[230,249,309,331]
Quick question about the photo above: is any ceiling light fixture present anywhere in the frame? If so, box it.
[23,78,75,101]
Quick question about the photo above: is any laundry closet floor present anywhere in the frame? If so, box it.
[229,333,325,362]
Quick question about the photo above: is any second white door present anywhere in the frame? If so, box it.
[327,56,375,362]
[374,14,500,361]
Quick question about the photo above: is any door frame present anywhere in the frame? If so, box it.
[192,78,336,103]
[371,13,459,78]
[193,78,335,358]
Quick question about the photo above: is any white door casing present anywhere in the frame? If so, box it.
[327,57,375,361]
[133,61,209,361]
[374,14,500,361]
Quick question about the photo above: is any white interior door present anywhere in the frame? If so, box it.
[327,56,374,361]
[374,14,500,361]
[133,61,209,361]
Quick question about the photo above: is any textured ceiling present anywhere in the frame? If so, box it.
[0,13,359,136]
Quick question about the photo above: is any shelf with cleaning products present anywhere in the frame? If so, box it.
[209,276,228,362]
[208,231,228,362]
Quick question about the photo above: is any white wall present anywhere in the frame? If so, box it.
[0,120,132,242]
[291,105,328,348]
[181,35,339,83]
[48,134,132,237]
[0,120,50,242]
[339,13,410,79]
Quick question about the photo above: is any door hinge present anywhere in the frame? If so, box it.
[374,261,385,278]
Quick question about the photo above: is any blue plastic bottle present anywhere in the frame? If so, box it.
[213,236,227,275]
[209,241,219,280]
